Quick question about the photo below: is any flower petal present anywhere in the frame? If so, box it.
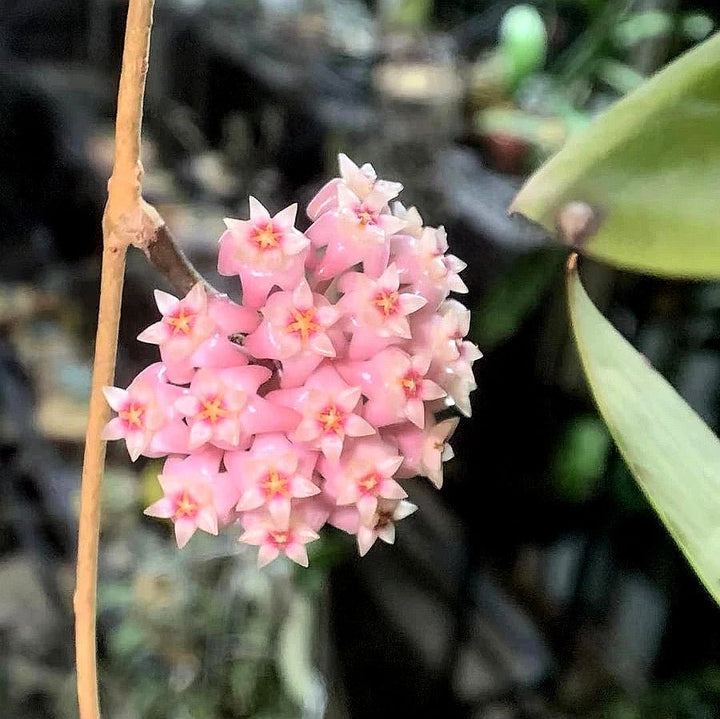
[102,386,128,411]
[154,289,179,316]
[144,497,174,519]
[174,518,197,549]
[257,543,281,568]
[101,417,125,441]
[284,542,310,567]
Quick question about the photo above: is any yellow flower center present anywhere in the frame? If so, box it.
[270,530,289,546]
[175,489,197,518]
[166,308,193,335]
[317,405,343,433]
[253,223,280,250]
[263,469,288,497]
[119,403,145,428]
[401,372,421,398]
[286,308,320,343]
[373,290,399,318]
[359,472,379,493]
[198,396,227,424]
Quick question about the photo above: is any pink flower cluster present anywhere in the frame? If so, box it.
[103,155,481,567]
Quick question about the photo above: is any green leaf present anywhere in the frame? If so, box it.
[511,33,720,278]
[568,258,720,605]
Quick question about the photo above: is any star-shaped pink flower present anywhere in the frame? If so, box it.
[218,198,310,308]
[384,415,460,488]
[174,367,253,449]
[392,226,468,309]
[410,298,472,364]
[432,354,480,417]
[292,386,374,461]
[307,184,406,280]
[144,452,225,548]
[225,433,319,525]
[174,365,299,449]
[269,365,374,461]
[338,263,426,359]
[243,279,341,387]
[356,498,418,557]
[137,283,216,383]
[238,507,321,567]
[307,154,403,220]
[338,348,445,428]
[320,437,406,525]
[102,363,189,461]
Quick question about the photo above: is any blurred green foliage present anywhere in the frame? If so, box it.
[552,415,611,503]
[604,668,720,718]
[499,4,548,90]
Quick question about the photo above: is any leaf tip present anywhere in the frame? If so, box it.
[507,198,521,217]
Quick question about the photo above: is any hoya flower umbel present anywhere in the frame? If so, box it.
[103,154,479,567]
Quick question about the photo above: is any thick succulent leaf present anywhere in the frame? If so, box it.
[512,33,720,278]
[568,258,720,605]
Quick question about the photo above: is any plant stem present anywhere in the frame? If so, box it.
[74,2,157,717]
[74,242,127,719]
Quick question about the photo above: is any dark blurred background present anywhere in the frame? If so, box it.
[2,1,720,717]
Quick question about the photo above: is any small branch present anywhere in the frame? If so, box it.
[140,219,218,297]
